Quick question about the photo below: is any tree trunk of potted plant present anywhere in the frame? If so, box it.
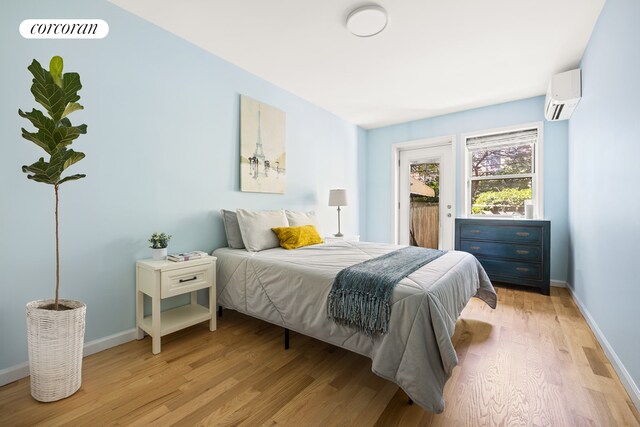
[20,56,89,401]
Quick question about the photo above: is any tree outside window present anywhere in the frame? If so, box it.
[468,138,536,216]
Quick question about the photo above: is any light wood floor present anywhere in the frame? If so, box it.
[0,287,638,426]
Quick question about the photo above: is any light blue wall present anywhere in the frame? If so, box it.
[0,0,362,371]
[357,127,369,237]
[568,0,640,390]
[365,97,569,282]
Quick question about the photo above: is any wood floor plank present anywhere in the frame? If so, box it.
[320,383,377,426]
[0,287,637,426]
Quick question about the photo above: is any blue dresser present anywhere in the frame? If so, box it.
[455,219,551,295]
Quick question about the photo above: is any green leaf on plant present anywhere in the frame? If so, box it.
[21,128,53,154]
[52,124,87,147]
[19,109,55,136]
[27,59,52,87]
[61,102,84,119]
[62,149,85,170]
[49,56,64,88]
[61,73,82,105]
[30,77,65,122]
[58,174,86,185]
[22,158,54,184]
[20,57,88,186]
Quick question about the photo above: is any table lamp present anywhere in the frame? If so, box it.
[328,189,347,237]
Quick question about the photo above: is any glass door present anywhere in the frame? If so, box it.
[399,144,454,250]
[409,162,440,248]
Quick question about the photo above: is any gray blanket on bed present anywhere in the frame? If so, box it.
[214,241,497,413]
[327,246,446,335]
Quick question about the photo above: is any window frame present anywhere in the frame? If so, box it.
[462,122,544,219]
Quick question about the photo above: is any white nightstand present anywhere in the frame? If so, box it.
[136,256,216,354]
[324,235,360,243]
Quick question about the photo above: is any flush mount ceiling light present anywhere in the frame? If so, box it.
[346,5,388,37]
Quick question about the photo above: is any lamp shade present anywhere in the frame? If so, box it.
[328,189,348,206]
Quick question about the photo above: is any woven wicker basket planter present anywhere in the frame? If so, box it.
[26,299,86,402]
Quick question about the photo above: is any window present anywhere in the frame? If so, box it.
[464,124,542,218]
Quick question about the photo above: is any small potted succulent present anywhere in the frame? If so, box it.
[149,232,171,260]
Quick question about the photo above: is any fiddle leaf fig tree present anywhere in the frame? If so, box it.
[19,56,87,310]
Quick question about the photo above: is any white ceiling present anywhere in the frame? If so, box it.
[109,0,605,129]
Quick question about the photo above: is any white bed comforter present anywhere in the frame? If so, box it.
[213,240,496,413]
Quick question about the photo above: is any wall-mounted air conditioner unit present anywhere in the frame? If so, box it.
[544,68,582,121]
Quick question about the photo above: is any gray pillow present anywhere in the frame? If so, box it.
[220,209,245,249]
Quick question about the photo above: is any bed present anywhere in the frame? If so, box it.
[213,239,496,413]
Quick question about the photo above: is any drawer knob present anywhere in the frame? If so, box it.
[516,232,530,237]
[179,276,198,283]
[515,250,529,255]
[470,230,481,234]
[470,246,481,250]
[516,267,529,272]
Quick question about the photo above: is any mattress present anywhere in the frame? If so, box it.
[214,240,496,413]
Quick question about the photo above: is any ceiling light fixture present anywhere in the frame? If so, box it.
[346,5,388,37]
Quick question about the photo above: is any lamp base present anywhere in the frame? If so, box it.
[334,232,344,237]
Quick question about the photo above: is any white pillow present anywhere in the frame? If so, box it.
[236,209,289,252]
[285,210,322,234]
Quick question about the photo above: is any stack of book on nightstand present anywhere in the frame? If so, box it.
[168,251,208,262]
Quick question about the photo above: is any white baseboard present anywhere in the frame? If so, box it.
[551,280,567,288]
[83,328,138,357]
[0,362,30,387]
[0,328,137,387]
[567,285,640,412]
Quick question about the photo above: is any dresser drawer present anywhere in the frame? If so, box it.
[459,223,541,244]
[460,240,541,262]
[477,258,542,280]
[161,264,212,298]
[456,219,550,295]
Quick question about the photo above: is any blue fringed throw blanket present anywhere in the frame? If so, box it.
[327,246,446,336]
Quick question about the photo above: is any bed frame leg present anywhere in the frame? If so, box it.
[408,398,413,405]
[284,328,290,350]
[218,305,222,318]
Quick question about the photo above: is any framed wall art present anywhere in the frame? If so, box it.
[240,95,286,194]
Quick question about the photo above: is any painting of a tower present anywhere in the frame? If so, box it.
[240,95,286,194]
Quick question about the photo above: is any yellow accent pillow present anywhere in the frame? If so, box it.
[271,225,324,250]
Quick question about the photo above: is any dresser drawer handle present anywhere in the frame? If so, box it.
[469,245,481,250]
[515,250,529,255]
[470,230,481,234]
[515,267,529,272]
[516,232,530,237]
[179,276,198,283]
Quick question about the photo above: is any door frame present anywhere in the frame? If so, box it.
[391,135,456,246]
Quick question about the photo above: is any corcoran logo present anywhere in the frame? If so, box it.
[20,19,109,39]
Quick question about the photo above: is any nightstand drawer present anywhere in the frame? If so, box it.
[460,223,541,244]
[477,258,542,280]
[460,241,541,262]
[161,264,212,298]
